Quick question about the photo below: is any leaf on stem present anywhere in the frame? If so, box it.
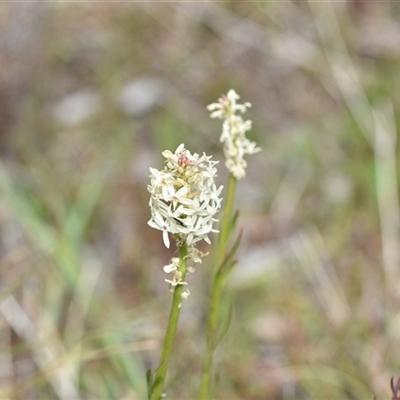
[215,303,234,349]
[146,369,153,400]
[227,210,240,242]
[217,230,243,277]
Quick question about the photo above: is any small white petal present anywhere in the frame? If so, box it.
[163,230,170,248]
[181,290,190,300]
[176,143,185,153]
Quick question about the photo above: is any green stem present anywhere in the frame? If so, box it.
[200,174,237,400]
[216,174,237,267]
[149,245,188,400]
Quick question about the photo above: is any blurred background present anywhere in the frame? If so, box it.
[1,1,400,399]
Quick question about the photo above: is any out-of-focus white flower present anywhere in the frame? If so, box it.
[207,89,261,179]
[207,89,251,119]
[186,248,208,265]
[165,270,187,288]
[163,258,179,274]
[181,289,190,301]
[148,144,223,288]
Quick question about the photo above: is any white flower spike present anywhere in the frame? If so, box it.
[148,144,223,289]
[207,89,261,179]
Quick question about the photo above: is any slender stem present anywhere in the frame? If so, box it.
[216,174,237,267]
[200,174,237,400]
[149,245,188,400]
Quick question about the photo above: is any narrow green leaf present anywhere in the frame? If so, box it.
[227,210,240,242]
[217,230,242,276]
[215,303,233,349]
[220,260,237,286]
[146,369,153,400]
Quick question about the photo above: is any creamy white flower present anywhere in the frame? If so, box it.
[148,144,222,248]
[148,209,171,248]
[185,247,208,264]
[163,257,179,274]
[181,289,190,300]
[165,277,187,287]
[148,144,223,288]
[207,89,251,119]
[207,89,260,179]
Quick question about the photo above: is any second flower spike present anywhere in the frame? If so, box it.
[207,89,261,180]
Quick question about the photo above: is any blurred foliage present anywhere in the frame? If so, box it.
[0,1,400,399]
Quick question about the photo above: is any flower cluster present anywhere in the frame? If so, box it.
[148,144,223,290]
[207,89,260,180]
